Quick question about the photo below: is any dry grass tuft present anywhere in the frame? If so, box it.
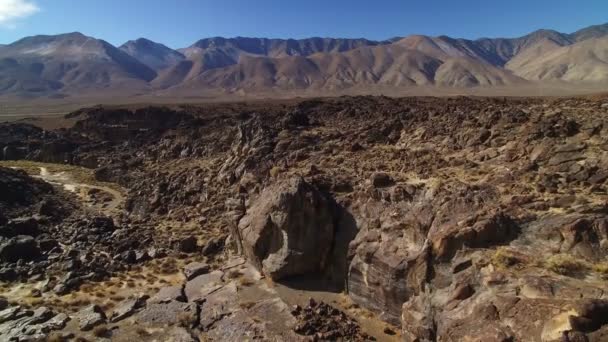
[227,270,243,279]
[136,327,151,337]
[491,248,525,269]
[238,278,255,287]
[545,254,589,276]
[92,325,111,338]
[177,312,195,328]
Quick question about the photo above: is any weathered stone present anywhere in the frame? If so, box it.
[1,217,40,237]
[431,212,520,261]
[110,295,148,322]
[149,285,186,304]
[0,235,40,262]
[135,301,198,326]
[199,283,239,330]
[77,304,106,331]
[183,262,210,280]
[0,306,30,323]
[371,172,394,188]
[30,307,53,324]
[237,177,335,280]
[176,236,198,253]
[202,237,225,256]
[184,270,224,303]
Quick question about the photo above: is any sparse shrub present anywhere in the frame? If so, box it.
[177,312,195,328]
[92,325,111,338]
[239,278,254,287]
[270,166,281,178]
[136,327,151,336]
[227,270,243,279]
[593,263,608,274]
[492,248,524,269]
[47,332,65,342]
[545,254,588,276]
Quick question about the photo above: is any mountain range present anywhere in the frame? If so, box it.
[0,23,607,98]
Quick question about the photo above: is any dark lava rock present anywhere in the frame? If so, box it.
[371,172,394,188]
[202,237,225,256]
[176,236,198,253]
[0,235,40,262]
[292,299,375,341]
[1,217,40,237]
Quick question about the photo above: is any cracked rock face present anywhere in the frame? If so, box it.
[237,177,336,280]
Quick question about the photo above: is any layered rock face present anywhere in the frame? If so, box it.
[237,177,336,280]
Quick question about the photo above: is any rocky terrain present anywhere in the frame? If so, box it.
[0,23,607,98]
[2,95,608,341]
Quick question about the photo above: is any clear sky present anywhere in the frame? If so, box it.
[0,0,606,48]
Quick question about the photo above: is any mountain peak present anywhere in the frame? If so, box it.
[119,38,185,71]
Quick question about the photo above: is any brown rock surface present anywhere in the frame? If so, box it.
[237,177,336,280]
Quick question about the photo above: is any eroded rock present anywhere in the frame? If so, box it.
[237,177,336,280]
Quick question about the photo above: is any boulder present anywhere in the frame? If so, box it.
[0,217,40,238]
[184,271,224,303]
[202,236,225,256]
[135,301,198,326]
[431,212,520,261]
[371,172,394,188]
[237,177,336,280]
[149,285,186,304]
[176,236,198,253]
[110,295,148,322]
[0,235,40,262]
[183,262,210,281]
[77,304,106,331]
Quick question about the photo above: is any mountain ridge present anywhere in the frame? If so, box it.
[0,23,606,98]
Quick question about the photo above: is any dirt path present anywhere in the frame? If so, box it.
[35,166,124,215]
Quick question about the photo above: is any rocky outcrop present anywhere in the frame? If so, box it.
[3,96,608,341]
[237,177,336,280]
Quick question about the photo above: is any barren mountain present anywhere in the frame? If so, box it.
[119,38,185,71]
[0,32,156,96]
[571,23,608,42]
[154,37,383,88]
[508,36,608,82]
[0,23,606,98]
[175,42,525,92]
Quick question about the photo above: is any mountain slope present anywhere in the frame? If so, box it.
[0,23,607,98]
[156,37,384,89]
[119,38,185,71]
[571,23,608,42]
[0,32,156,96]
[173,43,525,92]
[508,36,608,82]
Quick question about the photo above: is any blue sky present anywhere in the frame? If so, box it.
[0,0,606,48]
